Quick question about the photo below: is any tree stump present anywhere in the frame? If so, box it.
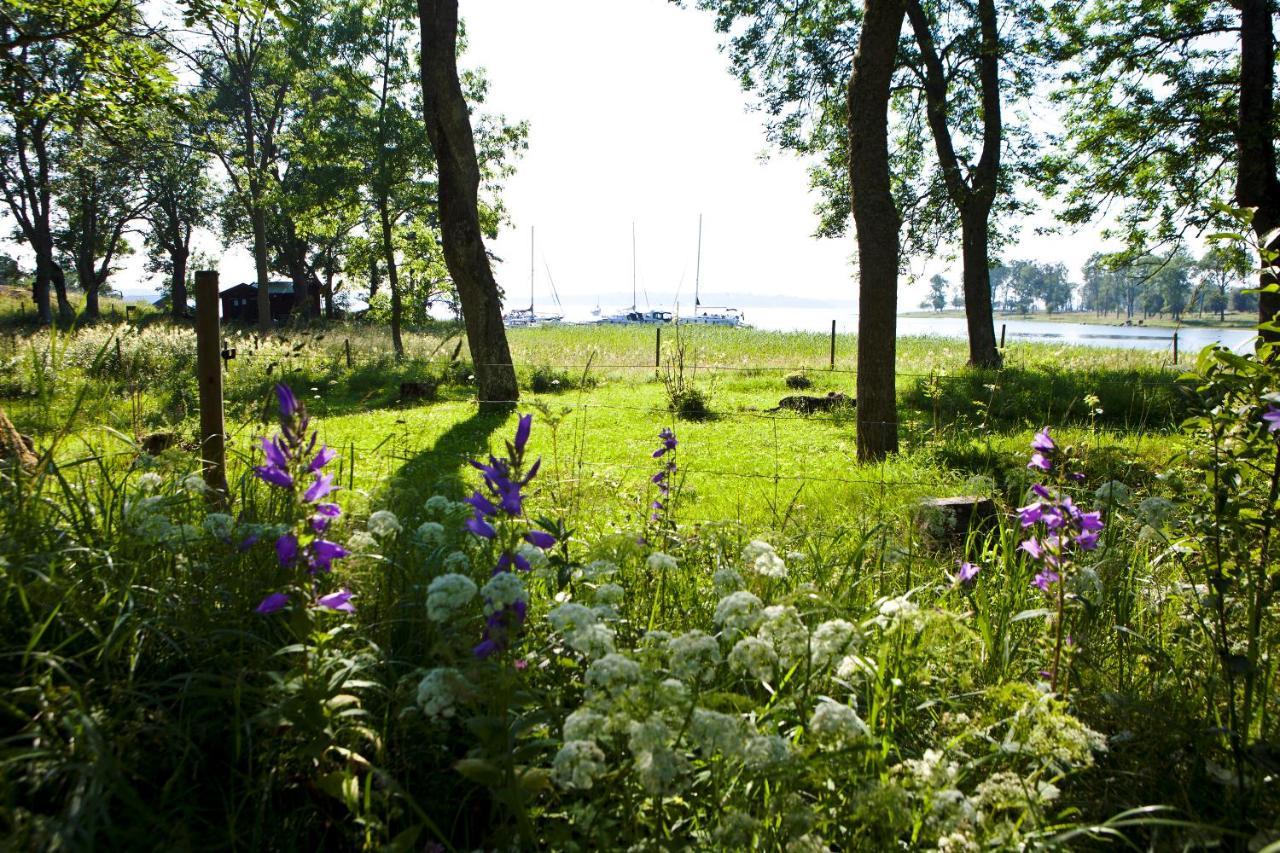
[0,407,36,470]
[140,431,179,455]
[400,380,438,402]
[914,495,997,549]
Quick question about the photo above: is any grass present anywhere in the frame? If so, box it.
[901,307,1260,328]
[4,315,1272,850]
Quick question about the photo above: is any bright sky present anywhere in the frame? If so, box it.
[8,0,1118,310]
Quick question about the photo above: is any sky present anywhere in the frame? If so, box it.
[6,0,1120,312]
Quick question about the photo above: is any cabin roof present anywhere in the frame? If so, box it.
[220,281,296,297]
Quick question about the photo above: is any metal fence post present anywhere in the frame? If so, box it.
[195,271,229,506]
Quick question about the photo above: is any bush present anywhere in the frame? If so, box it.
[784,372,813,390]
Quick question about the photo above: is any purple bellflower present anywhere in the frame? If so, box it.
[1264,404,1280,434]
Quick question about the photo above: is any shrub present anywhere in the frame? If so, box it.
[784,372,813,390]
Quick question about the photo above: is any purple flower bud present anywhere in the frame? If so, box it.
[255,592,290,614]
[308,445,336,472]
[1031,427,1055,453]
[473,639,500,658]
[955,561,980,585]
[524,530,556,549]
[466,515,497,539]
[652,447,667,458]
[1264,405,1280,433]
[262,435,289,468]
[1031,483,1053,500]
[239,533,260,551]
[465,491,498,517]
[303,473,336,503]
[1033,569,1060,591]
[520,457,542,484]
[316,588,355,612]
[275,384,298,419]
[514,413,532,452]
[309,539,348,573]
[276,533,299,567]
[1017,502,1043,527]
[254,464,294,489]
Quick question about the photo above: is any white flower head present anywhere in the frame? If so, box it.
[442,550,470,573]
[417,668,464,719]
[758,605,808,666]
[516,541,550,572]
[480,572,527,615]
[811,619,858,668]
[415,521,446,548]
[578,559,619,581]
[202,512,235,541]
[742,539,787,579]
[592,582,625,609]
[690,708,742,755]
[553,740,607,790]
[808,700,868,748]
[137,471,163,493]
[183,474,208,495]
[667,630,722,680]
[729,636,778,681]
[347,531,378,553]
[548,602,599,634]
[422,495,453,519]
[563,707,607,742]
[713,590,764,638]
[647,552,678,573]
[741,734,790,770]
[586,653,641,694]
[712,565,744,593]
[426,573,478,623]
[367,509,402,538]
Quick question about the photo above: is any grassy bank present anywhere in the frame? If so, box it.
[900,307,1259,328]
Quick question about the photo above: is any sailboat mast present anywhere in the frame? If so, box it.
[631,221,637,311]
[529,226,535,314]
[694,214,702,309]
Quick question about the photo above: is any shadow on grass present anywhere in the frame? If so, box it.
[384,403,513,511]
[902,364,1191,430]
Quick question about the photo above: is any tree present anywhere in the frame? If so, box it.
[927,273,947,311]
[1046,0,1280,338]
[1199,245,1250,322]
[848,0,907,461]
[140,112,217,319]
[54,123,149,318]
[417,0,518,403]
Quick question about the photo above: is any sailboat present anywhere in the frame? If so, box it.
[600,222,672,325]
[504,227,565,327]
[680,214,746,327]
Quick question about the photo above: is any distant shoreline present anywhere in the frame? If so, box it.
[897,308,1259,329]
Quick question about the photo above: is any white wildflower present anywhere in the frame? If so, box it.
[579,559,619,581]
[741,734,790,770]
[442,551,470,573]
[712,565,744,593]
[183,474,208,495]
[647,552,678,573]
[1137,496,1175,529]
[667,630,722,680]
[416,668,463,719]
[347,531,378,553]
[592,582,625,610]
[786,834,831,853]
[690,708,742,755]
[811,619,858,668]
[742,539,787,579]
[202,512,235,540]
[426,573,477,623]
[757,605,808,666]
[808,701,868,748]
[628,716,685,794]
[480,572,527,615]
[563,707,607,742]
[586,653,641,693]
[137,472,163,492]
[553,740,607,790]
[567,622,616,658]
[548,602,598,634]
[877,595,923,632]
[713,590,764,638]
[517,541,549,571]
[367,510,402,537]
[422,495,453,518]
[415,521,446,548]
[729,636,778,681]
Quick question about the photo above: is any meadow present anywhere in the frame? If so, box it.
[1,315,1277,851]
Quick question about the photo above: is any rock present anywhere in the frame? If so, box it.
[771,392,854,414]
[914,496,997,548]
[140,431,178,455]
[400,380,438,402]
[0,407,36,470]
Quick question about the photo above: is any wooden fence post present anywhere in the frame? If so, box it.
[830,320,836,369]
[655,326,661,376]
[195,271,229,505]
[1000,324,1006,348]
[1172,331,1178,365]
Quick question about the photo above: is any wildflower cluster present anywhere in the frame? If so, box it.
[1016,428,1104,593]
[649,427,678,524]
[464,414,556,658]
[252,384,350,615]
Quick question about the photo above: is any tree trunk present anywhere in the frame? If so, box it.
[960,207,1000,366]
[1236,0,1280,342]
[250,200,271,333]
[379,199,405,359]
[171,245,188,319]
[51,261,72,320]
[322,251,335,318]
[848,0,906,462]
[283,218,312,322]
[32,242,53,324]
[417,0,518,404]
